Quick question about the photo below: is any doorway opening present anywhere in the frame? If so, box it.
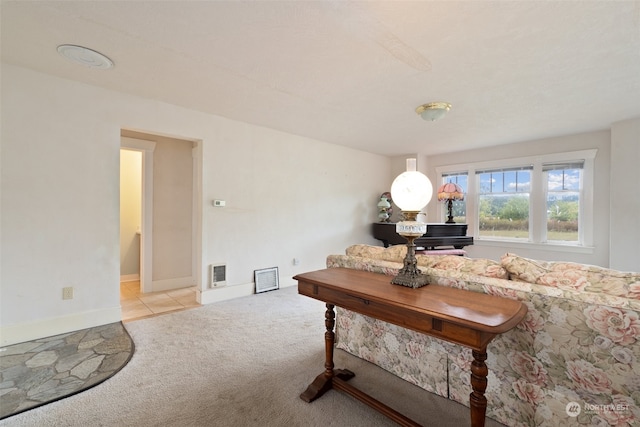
[119,131,202,320]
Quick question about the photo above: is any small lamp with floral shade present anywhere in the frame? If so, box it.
[437,182,464,224]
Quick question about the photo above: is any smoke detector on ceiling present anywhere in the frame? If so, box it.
[57,45,114,70]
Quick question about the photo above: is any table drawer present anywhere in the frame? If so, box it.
[299,281,487,349]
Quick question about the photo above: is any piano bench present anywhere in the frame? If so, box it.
[416,249,467,256]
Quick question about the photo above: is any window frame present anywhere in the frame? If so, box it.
[542,161,584,244]
[435,149,597,253]
[477,166,533,240]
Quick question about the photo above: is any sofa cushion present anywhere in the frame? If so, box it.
[345,244,413,264]
[427,255,508,279]
[501,253,640,300]
[345,244,386,259]
[344,244,507,279]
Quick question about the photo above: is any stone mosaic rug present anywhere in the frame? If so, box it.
[0,322,134,419]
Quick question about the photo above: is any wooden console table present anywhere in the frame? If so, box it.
[295,268,527,427]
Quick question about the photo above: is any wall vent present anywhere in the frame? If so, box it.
[255,267,279,293]
[209,263,226,287]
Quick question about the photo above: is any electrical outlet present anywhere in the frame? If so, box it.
[62,287,74,300]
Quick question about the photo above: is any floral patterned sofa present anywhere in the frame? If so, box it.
[327,245,640,427]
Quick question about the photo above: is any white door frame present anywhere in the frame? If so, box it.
[192,142,203,294]
[121,137,156,294]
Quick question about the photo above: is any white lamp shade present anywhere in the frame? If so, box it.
[391,171,433,211]
[377,198,391,208]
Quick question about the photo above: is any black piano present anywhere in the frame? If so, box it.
[372,222,473,249]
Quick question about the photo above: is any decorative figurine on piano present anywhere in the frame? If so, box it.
[377,192,393,222]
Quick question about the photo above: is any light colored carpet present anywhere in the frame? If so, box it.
[0,286,504,427]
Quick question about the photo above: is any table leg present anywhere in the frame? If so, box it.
[300,303,354,403]
[469,349,488,427]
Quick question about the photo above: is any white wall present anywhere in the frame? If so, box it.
[610,117,640,271]
[198,113,388,303]
[0,63,389,345]
[424,131,613,266]
[2,65,123,345]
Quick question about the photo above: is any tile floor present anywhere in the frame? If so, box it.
[120,281,200,322]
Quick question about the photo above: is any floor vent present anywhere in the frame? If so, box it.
[210,263,226,287]
[255,267,279,293]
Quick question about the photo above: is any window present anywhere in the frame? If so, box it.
[544,162,583,243]
[441,172,467,223]
[477,167,532,240]
[435,149,596,249]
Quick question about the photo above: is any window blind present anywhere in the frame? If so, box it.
[542,161,584,172]
[475,165,533,175]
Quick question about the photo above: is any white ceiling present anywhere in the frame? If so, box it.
[2,1,639,156]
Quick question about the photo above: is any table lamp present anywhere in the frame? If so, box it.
[390,159,433,288]
[437,182,464,224]
[377,195,392,222]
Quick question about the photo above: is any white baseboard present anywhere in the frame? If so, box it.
[198,282,254,304]
[120,274,140,282]
[1,279,296,346]
[280,277,296,288]
[151,276,195,292]
[198,277,297,305]
[0,306,122,347]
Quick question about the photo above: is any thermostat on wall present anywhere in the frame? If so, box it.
[213,200,226,207]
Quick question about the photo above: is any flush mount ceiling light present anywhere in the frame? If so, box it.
[57,45,114,70]
[415,102,451,121]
